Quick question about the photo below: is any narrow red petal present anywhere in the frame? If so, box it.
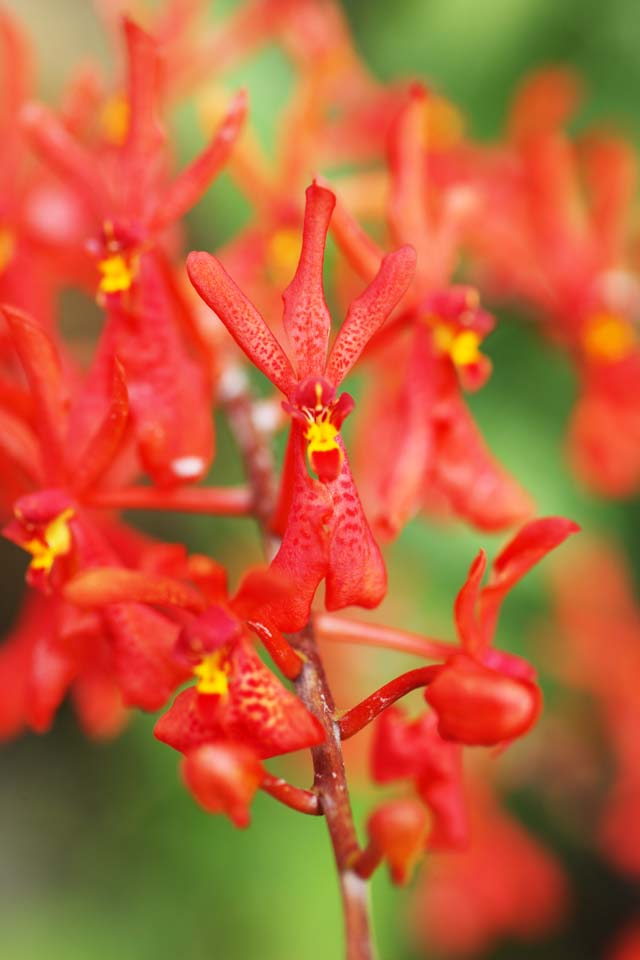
[20,101,104,216]
[453,550,487,655]
[282,182,334,379]
[480,517,580,645]
[325,440,387,612]
[71,357,129,496]
[64,567,206,612]
[387,84,430,257]
[2,305,68,482]
[187,250,296,394]
[325,245,416,386]
[269,427,332,631]
[148,89,248,234]
[430,395,534,532]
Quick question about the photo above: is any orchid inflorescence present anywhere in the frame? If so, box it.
[2,3,640,958]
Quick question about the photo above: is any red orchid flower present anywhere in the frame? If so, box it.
[153,565,324,760]
[414,782,567,958]
[329,84,532,537]
[21,20,247,484]
[424,517,579,746]
[469,67,640,496]
[371,706,468,851]
[188,181,416,629]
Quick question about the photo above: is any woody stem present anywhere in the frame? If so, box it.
[223,374,375,960]
[338,666,441,740]
[292,624,375,960]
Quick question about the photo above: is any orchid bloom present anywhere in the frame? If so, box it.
[21,19,247,484]
[188,182,416,629]
[330,84,532,537]
[424,517,579,746]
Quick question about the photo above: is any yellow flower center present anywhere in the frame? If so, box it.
[432,322,482,367]
[193,651,230,696]
[267,228,301,286]
[101,94,130,146]
[98,252,137,295]
[305,419,340,456]
[0,227,15,273]
[423,95,466,151]
[581,312,636,362]
[23,508,74,574]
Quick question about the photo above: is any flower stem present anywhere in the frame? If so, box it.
[261,773,322,815]
[86,484,252,514]
[223,372,375,960]
[293,624,375,960]
[338,665,441,740]
[315,612,454,660]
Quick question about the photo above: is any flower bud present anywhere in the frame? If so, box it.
[181,742,263,828]
[424,654,541,746]
[368,799,429,885]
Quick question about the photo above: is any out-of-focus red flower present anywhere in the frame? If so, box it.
[21,19,247,485]
[330,85,532,537]
[469,67,640,496]
[366,798,429,885]
[371,706,468,850]
[188,182,415,628]
[413,783,568,957]
[548,541,640,876]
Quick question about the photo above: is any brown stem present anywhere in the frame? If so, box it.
[223,371,375,960]
[293,625,375,960]
[260,773,322,815]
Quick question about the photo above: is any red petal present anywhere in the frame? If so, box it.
[105,602,187,711]
[387,85,430,259]
[268,426,333,631]
[72,666,128,740]
[187,250,297,394]
[368,799,429,885]
[20,101,104,216]
[154,687,220,752]
[70,356,129,496]
[453,550,487,655]
[148,89,247,234]
[224,640,324,757]
[356,326,434,539]
[120,18,164,214]
[327,185,385,282]
[424,654,541,746]
[325,245,416,386]
[480,517,580,645]
[181,742,263,828]
[430,395,534,532]
[63,567,205,612]
[509,67,581,143]
[0,405,42,484]
[282,183,334,379]
[2,305,68,483]
[231,566,294,623]
[105,253,214,485]
[324,440,387,613]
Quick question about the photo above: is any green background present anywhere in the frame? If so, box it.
[1,1,639,958]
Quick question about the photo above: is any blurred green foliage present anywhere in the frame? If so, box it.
[1,1,640,958]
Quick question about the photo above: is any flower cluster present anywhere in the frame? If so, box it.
[0,3,637,959]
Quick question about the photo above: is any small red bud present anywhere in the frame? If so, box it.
[181,742,263,828]
[368,799,430,885]
[424,654,541,746]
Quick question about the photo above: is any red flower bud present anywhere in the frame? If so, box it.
[424,654,541,746]
[367,799,429,885]
[181,742,263,828]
